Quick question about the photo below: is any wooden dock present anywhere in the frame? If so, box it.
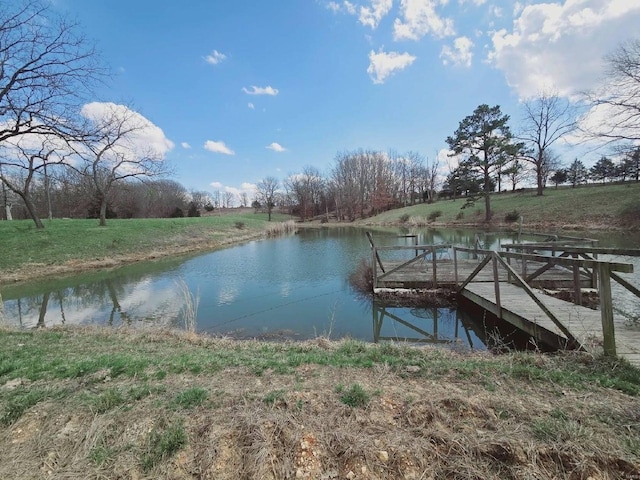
[368,236,640,366]
[461,282,640,365]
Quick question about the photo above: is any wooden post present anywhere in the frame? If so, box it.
[572,256,582,306]
[431,246,437,288]
[492,253,502,318]
[598,263,616,357]
[453,248,459,286]
[372,247,378,289]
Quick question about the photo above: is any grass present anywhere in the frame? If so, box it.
[0,328,639,478]
[361,182,640,228]
[337,383,371,408]
[0,212,293,281]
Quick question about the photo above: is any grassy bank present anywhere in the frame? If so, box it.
[362,182,640,229]
[0,327,638,479]
[0,213,292,284]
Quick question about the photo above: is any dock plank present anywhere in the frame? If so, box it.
[462,282,640,366]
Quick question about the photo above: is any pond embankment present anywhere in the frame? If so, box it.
[0,327,639,479]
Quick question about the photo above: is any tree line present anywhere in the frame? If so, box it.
[2,1,639,227]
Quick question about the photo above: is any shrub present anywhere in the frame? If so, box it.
[504,210,520,223]
[349,258,373,295]
[169,207,184,218]
[187,202,200,217]
[427,210,442,222]
[399,213,410,223]
[455,211,464,220]
[235,221,245,229]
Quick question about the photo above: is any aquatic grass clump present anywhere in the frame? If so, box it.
[265,219,297,237]
[348,258,373,295]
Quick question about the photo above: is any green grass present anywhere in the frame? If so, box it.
[0,213,292,274]
[362,182,640,227]
[171,387,208,410]
[338,383,371,408]
[141,420,187,472]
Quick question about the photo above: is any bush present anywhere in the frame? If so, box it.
[455,211,464,220]
[169,207,184,218]
[187,202,200,217]
[348,258,373,295]
[234,221,245,230]
[504,210,520,223]
[399,213,410,223]
[427,210,442,222]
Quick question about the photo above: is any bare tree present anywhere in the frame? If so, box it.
[256,176,279,221]
[0,0,103,153]
[223,191,235,209]
[582,39,640,144]
[72,104,169,226]
[0,134,69,228]
[240,191,249,208]
[519,92,576,196]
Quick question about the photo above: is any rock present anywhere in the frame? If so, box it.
[378,450,389,462]
[405,366,421,373]
[346,471,356,479]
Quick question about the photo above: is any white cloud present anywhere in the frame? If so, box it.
[489,5,502,18]
[181,142,191,149]
[440,36,474,67]
[326,1,357,15]
[327,1,341,12]
[242,85,279,96]
[204,140,235,155]
[367,49,417,84]
[393,0,455,41]
[488,0,640,99]
[80,102,174,157]
[204,49,227,65]
[210,181,223,189]
[266,142,287,152]
[459,0,486,5]
[248,102,255,109]
[359,0,393,29]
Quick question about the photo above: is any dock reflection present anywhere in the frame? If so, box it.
[371,301,485,349]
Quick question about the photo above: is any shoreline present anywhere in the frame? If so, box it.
[1,220,623,287]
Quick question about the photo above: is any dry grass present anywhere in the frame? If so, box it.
[0,328,639,479]
[264,220,297,237]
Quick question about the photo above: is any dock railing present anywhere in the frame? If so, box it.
[371,243,453,289]
[453,247,635,356]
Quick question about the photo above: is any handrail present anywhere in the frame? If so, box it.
[502,244,640,257]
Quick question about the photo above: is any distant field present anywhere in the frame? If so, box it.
[362,182,640,229]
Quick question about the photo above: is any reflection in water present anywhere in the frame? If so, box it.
[2,227,637,343]
[372,302,484,349]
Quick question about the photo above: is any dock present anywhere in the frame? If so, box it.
[367,234,640,365]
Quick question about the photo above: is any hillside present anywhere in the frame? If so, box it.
[359,183,640,230]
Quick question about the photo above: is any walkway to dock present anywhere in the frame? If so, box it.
[368,235,640,365]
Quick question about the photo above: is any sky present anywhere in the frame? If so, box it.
[53,0,640,201]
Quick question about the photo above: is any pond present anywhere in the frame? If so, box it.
[1,227,638,350]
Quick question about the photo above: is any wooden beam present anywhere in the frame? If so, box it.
[598,263,616,357]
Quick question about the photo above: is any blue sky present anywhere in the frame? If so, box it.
[54,0,640,201]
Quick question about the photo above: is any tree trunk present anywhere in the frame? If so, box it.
[21,193,45,229]
[536,169,544,196]
[99,196,108,227]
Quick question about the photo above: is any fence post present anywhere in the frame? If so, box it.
[492,253,502,318]
[431,245,437,288]
[453,248,459,286]
[598,262,616,357]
